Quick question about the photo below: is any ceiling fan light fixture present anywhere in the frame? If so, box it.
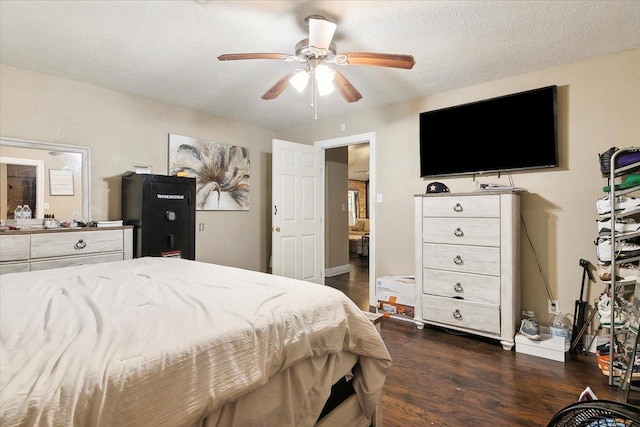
[315,64,335,96]
[308,16,337,52]
[219,14,414,116]
[290,69,310,92]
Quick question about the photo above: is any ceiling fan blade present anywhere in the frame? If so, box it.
[333,70,362,103]
[261,73,295,100]
[308,17,337,50]
[218,53,290,61]
[343,52,416,69]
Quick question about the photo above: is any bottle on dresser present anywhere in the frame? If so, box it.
[43,214,58,229]
[13,205,24,228]
[22,205,32,229]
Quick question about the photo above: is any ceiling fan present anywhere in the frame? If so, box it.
[217,15,415,112]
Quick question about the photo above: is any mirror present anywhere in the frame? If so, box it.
[348,189,359,226]
[1,137,90,222]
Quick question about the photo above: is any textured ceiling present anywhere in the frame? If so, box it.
[1,1,639,131]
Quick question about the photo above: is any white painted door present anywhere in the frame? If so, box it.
[272,139,324,284]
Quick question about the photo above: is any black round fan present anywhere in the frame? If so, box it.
[547,400,640,427]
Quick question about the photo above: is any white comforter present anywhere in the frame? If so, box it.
[0,257,391,426]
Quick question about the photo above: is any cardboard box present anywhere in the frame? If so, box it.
[376,276,415,319]
[515,332,569,362]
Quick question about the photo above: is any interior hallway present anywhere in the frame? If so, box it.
[325,253,370,311]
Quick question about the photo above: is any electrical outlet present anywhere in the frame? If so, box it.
[548,300,559,314]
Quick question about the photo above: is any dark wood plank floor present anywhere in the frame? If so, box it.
[325,253,370,311]
[326,255,640,426]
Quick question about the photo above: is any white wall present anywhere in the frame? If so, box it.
[0,64,276,272]
[278,48,640,324]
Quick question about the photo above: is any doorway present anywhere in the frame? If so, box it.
[6,164,37,219]
[315,132,376,312]
[1,156,44,221]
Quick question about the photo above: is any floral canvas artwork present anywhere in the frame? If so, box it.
[168,134,250,211]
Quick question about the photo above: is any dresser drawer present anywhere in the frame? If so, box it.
[1,227,132,275]
[30,230,124,259]
[0,235,30,261]
[421,294,500,334]
[30,253,125,271]
[422,195,500,218]
[423,243,500,276]
[422,217,500,246]
[422,268,500,305]
[0,262,30,275]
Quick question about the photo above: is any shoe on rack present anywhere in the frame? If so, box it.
[599,147,618,176]
[596,342,610,355]
[596,194,640,216]
[595,238,640,263]
[600,147,640,177]
[603,173,640,192]
[598,262,640,282]
[519,312,540,341]
[596,217,640,236]
[596,293,629,327]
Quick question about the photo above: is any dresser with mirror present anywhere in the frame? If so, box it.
[1,137,133,275]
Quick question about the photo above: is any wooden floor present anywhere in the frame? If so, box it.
[325,256,640,426]
[325,253,370,311]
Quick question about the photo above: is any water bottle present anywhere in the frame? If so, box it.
[549,311,571,343]
[14,205,24,228]
[22,205,32,229]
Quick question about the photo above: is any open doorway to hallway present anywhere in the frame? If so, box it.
[325,142,370,311]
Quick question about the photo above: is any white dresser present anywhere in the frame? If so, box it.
[0,226,133,275]
[414,191,520,350]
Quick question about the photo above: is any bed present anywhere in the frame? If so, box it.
[0,257,391,426]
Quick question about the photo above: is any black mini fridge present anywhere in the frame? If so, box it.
[121,174,196,259]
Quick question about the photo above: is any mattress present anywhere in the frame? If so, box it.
[0,257,391,426]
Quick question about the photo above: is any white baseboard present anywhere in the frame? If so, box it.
[325,264,350,277]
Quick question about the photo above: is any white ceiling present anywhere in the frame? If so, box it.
[1,1,639,131]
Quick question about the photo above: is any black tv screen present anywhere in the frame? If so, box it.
[419,85,558,177]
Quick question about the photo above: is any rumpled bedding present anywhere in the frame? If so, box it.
[0,257,391,426]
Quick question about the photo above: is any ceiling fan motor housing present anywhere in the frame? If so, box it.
[294,39,334,61]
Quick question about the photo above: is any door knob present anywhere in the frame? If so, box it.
[275,226,281,232]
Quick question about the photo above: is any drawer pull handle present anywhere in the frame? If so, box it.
[452,309,463,320]
[453,283,464,293]
[453,203,463,212]
[454,227,464,237]
[74,239,87,250]
[453,255,463,265]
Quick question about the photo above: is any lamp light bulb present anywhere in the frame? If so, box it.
[315,64,335,96]
[290,70,310,93]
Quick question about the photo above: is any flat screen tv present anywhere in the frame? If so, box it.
[419,85,558,178]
